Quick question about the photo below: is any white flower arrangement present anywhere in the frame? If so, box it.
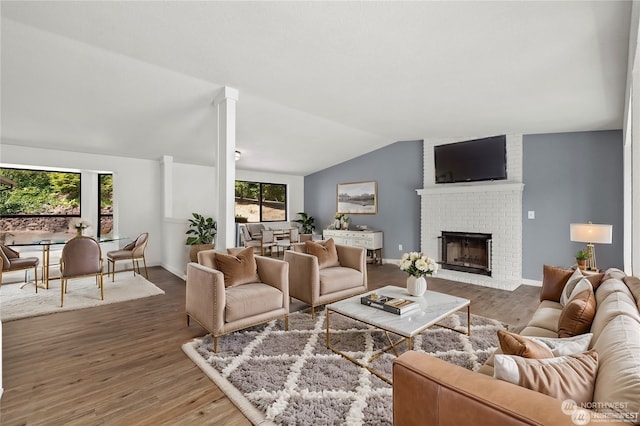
[399,252,438,278]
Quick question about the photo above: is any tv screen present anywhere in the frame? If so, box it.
[434,135,507,184]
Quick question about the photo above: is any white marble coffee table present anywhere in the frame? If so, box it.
[325,285,471,383]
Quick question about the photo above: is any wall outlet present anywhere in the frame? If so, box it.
[398,244,403,251]
[528,211,535,219]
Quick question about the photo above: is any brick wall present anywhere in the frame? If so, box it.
[419,135,523,290]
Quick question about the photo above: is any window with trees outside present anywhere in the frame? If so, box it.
[99,174,113,238]
[235,181,286,222]
[0,167,81,245]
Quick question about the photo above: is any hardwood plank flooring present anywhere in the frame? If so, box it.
[1,264,540,425]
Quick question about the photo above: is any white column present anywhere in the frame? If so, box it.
[214,86,239,249]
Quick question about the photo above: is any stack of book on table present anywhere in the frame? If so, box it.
[360,293,421,315]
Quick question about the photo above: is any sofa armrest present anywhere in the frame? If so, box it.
[255,255,290,301]
[284,250,320,303]
[393,351,585,426]
[186,262,226,335]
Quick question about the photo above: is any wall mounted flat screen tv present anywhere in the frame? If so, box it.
[434,135,507,184]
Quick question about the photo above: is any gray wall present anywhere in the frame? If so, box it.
[522,130,624,280]
[304,140,423,259]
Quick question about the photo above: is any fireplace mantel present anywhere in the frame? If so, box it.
[416,182,524,196]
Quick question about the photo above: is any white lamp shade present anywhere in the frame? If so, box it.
[570,223,613,244]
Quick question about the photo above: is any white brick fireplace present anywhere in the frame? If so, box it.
[418,135,524,290]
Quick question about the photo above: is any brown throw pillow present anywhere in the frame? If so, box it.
[493,350,599,406]
[305,238,340,269]
[558,289,597,338]
[215,247,260,287]
[540,265,573,302]
[497,330,554,358]
[585,273,605,291]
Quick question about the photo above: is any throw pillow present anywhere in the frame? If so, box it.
[497,330,554,358]
[540,265,573,302]
[560,268,587,306]
[305,238,340,269]
[493,350,599,406]
[215,246,260,287]
[558,289,597,338]
[529,333,593,357]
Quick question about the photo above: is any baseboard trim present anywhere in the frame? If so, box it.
[522,278,542,287]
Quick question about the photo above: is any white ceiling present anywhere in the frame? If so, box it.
[0,1,633,175]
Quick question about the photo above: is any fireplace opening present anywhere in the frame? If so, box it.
[439,231,492,276]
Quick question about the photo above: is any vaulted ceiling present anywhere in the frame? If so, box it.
[0,1,633,175]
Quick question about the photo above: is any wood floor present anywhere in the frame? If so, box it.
[1,264,540,425]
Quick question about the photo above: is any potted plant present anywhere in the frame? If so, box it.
[186,213,217,262]
[575,249,590,270]
[295,212,315,236]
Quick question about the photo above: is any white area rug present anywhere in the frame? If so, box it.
[182,309,509,425]
[1,272,165,321]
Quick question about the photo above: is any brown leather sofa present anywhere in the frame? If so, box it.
[393,267,639,426]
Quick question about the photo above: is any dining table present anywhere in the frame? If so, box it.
[10,235,127,289]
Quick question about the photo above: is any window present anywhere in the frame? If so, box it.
[0,167,81,245]
[98,174,113,238]
[235,180,286,222]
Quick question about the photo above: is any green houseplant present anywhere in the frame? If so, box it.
[575,249,590,270]
[186,213,217,262]
[295,212,315,235]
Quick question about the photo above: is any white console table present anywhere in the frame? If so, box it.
[322,229,383,265]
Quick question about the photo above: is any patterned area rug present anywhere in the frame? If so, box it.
[182,308,510,425]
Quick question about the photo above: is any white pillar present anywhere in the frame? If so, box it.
[214,87,239,249]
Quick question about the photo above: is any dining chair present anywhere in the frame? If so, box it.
[60,236,104,307]
[260,229,277,256]
[106,232,149,281]
[275,228,299,256]
[0,244,40,292]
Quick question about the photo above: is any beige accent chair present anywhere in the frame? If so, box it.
[239,224,263,254]
[0,244,39,291]
[106,232,149,281]
[186,249,289,352]
[284,240,367,318]
[60,236,104,307]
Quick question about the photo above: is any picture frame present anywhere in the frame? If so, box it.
[337,181,377,214]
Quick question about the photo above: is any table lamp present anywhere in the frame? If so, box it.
[570,222,613,271]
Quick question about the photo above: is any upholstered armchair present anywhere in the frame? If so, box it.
[0,244,40,291]
[284,238,367,318]
[186,246,289,352]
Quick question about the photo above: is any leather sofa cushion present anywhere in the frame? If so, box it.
[306,238,340,269]
[494,350,598,406]
[215,247,260,288]
[497,330,553,358]
[225,282,283,323]
[558,289,597,338]
[319,267,363,294]
[540,265,573,302]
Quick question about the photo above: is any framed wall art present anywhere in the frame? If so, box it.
[336,181,377,214]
